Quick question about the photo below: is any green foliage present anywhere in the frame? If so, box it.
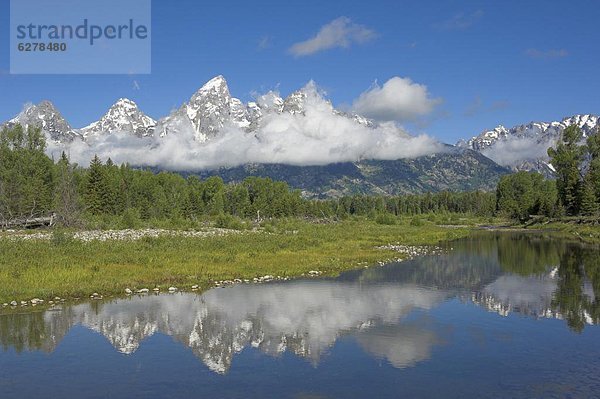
[548,125,585,215]
[0,125,54,224]
[496,171,559,221]
[580,176,599,216]
[121,208,142,229]
[51,229,73,246]
[0,219,472,303]
[410,217,424,226]
[374,213,397,225]
[214,213,246,230]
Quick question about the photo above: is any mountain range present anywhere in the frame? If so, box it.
[3,75,598,196]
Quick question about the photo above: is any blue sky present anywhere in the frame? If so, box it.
[1,0,599,143]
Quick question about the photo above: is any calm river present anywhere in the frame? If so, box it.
[1,232,599,398]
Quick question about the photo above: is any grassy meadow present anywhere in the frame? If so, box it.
[0,217,472,304]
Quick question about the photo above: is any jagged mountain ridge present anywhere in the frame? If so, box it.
[458,114,599,175]
[6,75,596,195]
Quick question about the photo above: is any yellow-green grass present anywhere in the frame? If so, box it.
[0,218,470,304]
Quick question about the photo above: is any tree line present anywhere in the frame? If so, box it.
[0,125,498,228]
[496,125,600,221]
[2,123,598,228]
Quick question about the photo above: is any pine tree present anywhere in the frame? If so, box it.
[54,153,82,226]
[85,155,106,215]
[580,173,599,216]
[548,125,584,215]
[586,129,600,206]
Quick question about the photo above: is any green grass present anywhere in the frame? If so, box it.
[523,220,600,244]
[0,218,470,304]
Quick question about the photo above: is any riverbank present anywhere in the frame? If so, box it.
[523,220,600,244]
[0,218,472,306]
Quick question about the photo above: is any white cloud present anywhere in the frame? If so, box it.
[352,77,442,122]
[48,83,445,171]
[480,136,555,166]
[289,17,376,57]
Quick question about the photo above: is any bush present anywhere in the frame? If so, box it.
[121,208,142,229]
[410,217,424,227]
[375,213,397,225]
[51,229,73,246]
[214,213,246,230]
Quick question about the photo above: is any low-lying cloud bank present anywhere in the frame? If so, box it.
[480,136,555,166]
[49,84,446,170]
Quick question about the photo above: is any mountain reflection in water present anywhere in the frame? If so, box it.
[1,232,599,375]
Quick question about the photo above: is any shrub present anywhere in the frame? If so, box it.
[215,213,245,230]
[121,208,142,229]
[410,217,424,227]
[375,213,397,225]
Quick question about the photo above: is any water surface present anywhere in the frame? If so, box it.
[1,232,599,398]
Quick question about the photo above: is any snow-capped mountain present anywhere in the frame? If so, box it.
[1,76,381,145]
[4,100,79,142]
[155,75,256,141]
[458,114,599,174]
[80,98,156,139]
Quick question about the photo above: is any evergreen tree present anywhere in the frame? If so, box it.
[548,125,584,215]
[580,175,599,216]
[85,155,107,215]
[54,153,82,226]
[586,128,600,205]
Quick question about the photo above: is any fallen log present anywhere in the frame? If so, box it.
[3,215,55,229]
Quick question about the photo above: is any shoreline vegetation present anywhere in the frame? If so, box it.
[0,218,474,307]
[2,216,599,309]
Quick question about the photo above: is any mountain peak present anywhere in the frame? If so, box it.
[197,75,229,95]
[112,98,139,108]
[37,100,58,110]
[5,100,78,142]
[80,98,155,138]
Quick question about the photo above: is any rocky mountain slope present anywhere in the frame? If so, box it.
[196,147,509,197]
[5,100,80,142]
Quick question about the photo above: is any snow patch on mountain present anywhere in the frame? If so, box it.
[80,98,156,138]
[19,76,443,170]
[4,101,80,142]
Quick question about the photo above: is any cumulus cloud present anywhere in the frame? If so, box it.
[48,83,445,171]
[289,16,376,57]
[480,136,555,166]
[525,48,568,59]
[352,77,442,122]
